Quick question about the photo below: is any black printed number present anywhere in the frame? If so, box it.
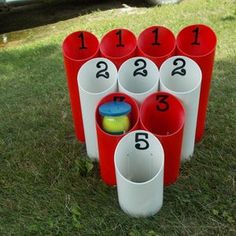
[156,95,169,112]
[115,30,125,47]
[171,58,186,76]
[152,28,161,46]
[135,133,149,150]
[133,59,148,77]
[78,32,87,49]
[191,27,200,45]
[113,96,125,102]
[96,61,109,79]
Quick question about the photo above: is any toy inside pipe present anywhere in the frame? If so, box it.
[96,92,140,186]
[99,101,131,135]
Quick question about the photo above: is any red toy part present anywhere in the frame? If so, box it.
[62,31,99,142]
[100,28,137,69]
[96,92,140,186]
[176,24,217,142]
[140,92,185,186]
[137,26,176,68]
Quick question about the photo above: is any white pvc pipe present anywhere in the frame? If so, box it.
[78,58,117,160]
[114,130,164,217]
[160,56,202,161]
[118,57,159,104]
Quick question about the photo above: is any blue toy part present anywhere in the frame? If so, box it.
[99,101,131,117]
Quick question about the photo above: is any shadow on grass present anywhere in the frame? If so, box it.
[0,0,150,34]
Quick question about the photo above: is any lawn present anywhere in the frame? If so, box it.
[0,0,235,235]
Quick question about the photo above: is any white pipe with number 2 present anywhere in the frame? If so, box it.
[78,58,117,160]
[160,56,202,161]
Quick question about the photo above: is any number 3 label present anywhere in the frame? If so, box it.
[156,95,169,112]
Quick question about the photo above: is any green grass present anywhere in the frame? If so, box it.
[0,0,236,235]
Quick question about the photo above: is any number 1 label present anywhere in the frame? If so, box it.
[152,28,161,46]
[115,30,125,47]
[191,27,200,45]
[78,32,87,49]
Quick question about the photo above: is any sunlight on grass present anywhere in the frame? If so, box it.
[0,0,235,234]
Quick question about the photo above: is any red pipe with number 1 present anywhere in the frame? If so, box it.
[176,24,217,142]
[62,31,100,142]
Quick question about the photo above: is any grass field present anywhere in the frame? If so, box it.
[0,0,236,235]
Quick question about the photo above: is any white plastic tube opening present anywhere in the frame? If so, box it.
[118,57,159,104]
[160,55,202,160]
[114,130,164,217]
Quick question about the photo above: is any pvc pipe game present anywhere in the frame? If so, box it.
[62,25,217,217]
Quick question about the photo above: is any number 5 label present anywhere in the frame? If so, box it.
[135,133,149,150]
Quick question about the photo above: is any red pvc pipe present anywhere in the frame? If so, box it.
[140,92,185,186]
[100,28,137,69]
[176,24,217,142]
[96,92,140,186]
[137,25,176,68]
[62,31,99,142]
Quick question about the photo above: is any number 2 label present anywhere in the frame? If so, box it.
[171,58,186,76]
[96,61,109,79]
[133,59,148,77]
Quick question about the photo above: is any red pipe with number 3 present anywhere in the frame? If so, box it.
[140,92,185,186]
